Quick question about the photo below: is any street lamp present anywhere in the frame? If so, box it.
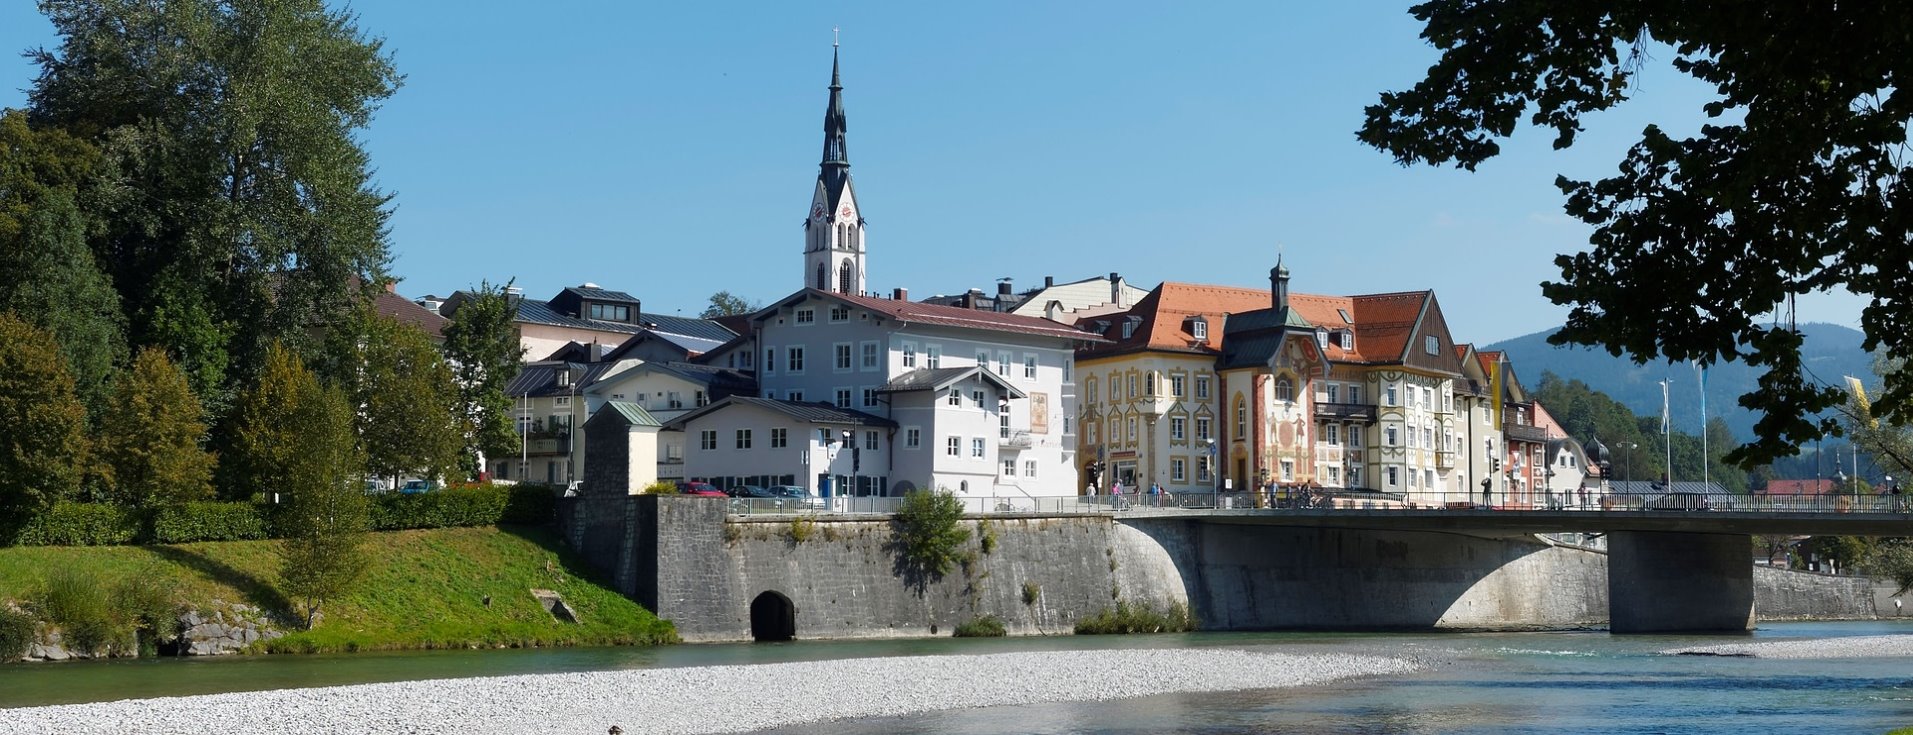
[1617,442,1638,496]
[842,429,858,500]
[1205,438,1219,505]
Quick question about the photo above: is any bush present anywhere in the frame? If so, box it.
[370,485,510,530]
[37,566,118,653]
[1074,600,1194,635]
[894,489,970,580]
[788,515,817,543]
[643,480,680,495]
[499,483,558,525]
[16,501,142,546]
[152,502,269,543]
[0,606,33,663]
[113,575,178,655]
[1022,581,1042,606]
[953,615,1006,637]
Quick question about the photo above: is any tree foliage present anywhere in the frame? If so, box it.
[1533,372,1746,490]
[342,314,463,485]
[28,0,402,403]
[1359,2,1913,465]
[441,281,524,474]
[276,381,370,629]
[0,110,126,414]
[223,342,321,501]
[0,313,89,537]
[95,348,217,508]
[892,489,970,584]
[700,290,759,319]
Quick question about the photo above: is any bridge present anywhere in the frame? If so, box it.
[727,493,1911,634]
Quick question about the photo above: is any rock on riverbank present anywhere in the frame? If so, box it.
[1665,634,1913,658]
[0,648,1419,735]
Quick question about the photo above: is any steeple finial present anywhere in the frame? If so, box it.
[819,38,850,194]
[833,26,840,48]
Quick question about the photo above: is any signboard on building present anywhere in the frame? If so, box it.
[1031,392,1049,434]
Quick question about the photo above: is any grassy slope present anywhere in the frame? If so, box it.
[0,526,677,654]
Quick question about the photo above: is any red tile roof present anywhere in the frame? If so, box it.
[375,289,448,339]
[1078,282,1440,366]
[825,291,1106,342]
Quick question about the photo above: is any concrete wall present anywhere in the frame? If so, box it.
[1755,566,1879,620]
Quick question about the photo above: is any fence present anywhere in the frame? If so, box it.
[718,489,1913,517]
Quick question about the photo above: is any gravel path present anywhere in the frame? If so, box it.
[1664,634,1913,659]
[0,648,1417,735]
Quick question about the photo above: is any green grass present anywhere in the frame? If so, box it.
[0,526,677,655]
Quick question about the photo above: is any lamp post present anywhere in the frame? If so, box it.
[1617,442,1637,498]
[1205,438,1219,506]
[842,429,857,501]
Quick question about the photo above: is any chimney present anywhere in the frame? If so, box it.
[1045,275,1055,288]
[1271,259,1290,311]
[967,287,984,309]
[1109,272,1126,308]
[893,287,908,301]
[383,281,397,294]
[997,280,1013,297]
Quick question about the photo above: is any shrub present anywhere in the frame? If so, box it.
[1022,581,1042,606]
[978,519,997,555]
[370,485,509,530]
[113,575,178,655]
[16,501,142,546]
[788,515,817,543]
[1074,600,1194,635]
[499,483,558,525]
[0,606,33,663]
[37,566,118,653]
[893,489,970,580]
[643,480,680,495]
[152,502,268,543]
[953,615,1006,637]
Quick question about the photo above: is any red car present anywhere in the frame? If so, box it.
[677,481,725,497]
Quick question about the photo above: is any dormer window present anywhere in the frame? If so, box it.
[556,371,570,388]
[1315,327,1329,351]
[1424,335,1440,355]
[588,303,630,322]
[1121,315,1142,340]
[1338,330,1354,350]
[1188,317,1208,340]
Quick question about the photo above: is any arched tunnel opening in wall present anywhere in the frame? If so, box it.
[750,590,797,642]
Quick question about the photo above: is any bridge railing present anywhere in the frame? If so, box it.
[719,491,1913,516]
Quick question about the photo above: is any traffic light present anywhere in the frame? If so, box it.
[852,447,861,473]
[1491,459,1501,472]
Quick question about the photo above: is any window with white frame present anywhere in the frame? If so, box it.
[735,429,752,449]
[770,428,787,448]
[1023,354,1037,379]
[1408,427,1418,448]
[1003,459,1016,477]
[947,389,961,406]
[862,341,879,370]
[835,343,852,371]
[1424,469,1434,488]
[971,438,985,458]
[829,305,849,322]
[764,348,776,374]
[795,308,815,324]
[1195,375,1211,400]
[1425,335,1439,355]
[973,389,986,407]
[1087,420,1099,444]
[1127,373,1137,398]
[1408,468,1419,487]
[1024,460,1037,476]
[862,388,877,407]
[977,350,990,369]
[1128,417,1138,441]
[787,390,804,402]
[1386,466,1399,487]
[1235,400,1247,435]
[1196,417,1211,441]
[1275,379,1293,402]
[1349,385,1363,404]
[1198,456,1212,481]
[834,389,850,408]
[1280,459,1294,482]
[1326,384,1339,403]
[1086,378,1098,402]
[1385,426,1399,446]
[865,431,878,450]
[901,342,917,368]
[1000,411,1011,439]
[1144,371,1156,397]
[905,428,921,448]
[1171,374,1186,397]
[1191,319,1207,339]
[700,430,717,450]
[788,346,805,373]
[926,345,941,369]
[1171,417,1186,440]
[997,352,1012,376]
[1325,424,1340,445]
[553,396,570,408]
[1172,458,1186,482]
[695,390,708,407]
[1385,384,1398,406]
[946,436,960,456]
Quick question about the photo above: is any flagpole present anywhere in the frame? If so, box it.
[1660,377,1673,488]
[1696,363,1708,494]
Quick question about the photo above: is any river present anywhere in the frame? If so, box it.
[3,621,1910,733]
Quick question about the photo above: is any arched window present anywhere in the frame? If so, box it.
[1234,397,1247,437]
[815,262,827,290]
[838,260,855,293]
[1275,378,1293,402]
[849,226,860,251]
[838,223,848,249]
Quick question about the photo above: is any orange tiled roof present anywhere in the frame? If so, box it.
[1080,282,1435,365]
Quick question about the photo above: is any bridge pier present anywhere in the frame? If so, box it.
[1607,531,1755,634]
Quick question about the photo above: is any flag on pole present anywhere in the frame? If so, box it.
[1659,379,1670,435]
[1490,354,1505,426]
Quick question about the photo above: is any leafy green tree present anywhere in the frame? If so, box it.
[222,342,320,501]
[0,313,88,538]
[277,382,369,629]
[1359,3,1913,465]
[27,0,403,402]
[441,281,523,477]
[0,110,126,413]
[892,489,970,585]
[345,315,463,487]
[95,348,217,507]
[700,290,759,318]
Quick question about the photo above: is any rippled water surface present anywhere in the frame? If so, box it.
[2,621,1910,733]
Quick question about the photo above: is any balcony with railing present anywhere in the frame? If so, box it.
[1435,450,1456,470]
[1314,402,1378,422]
[999,430,1034,449]
[1504,422,1549,443]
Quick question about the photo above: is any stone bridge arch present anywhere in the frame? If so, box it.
[750,590,796,642]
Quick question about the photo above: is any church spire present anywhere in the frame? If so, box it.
[819,38,850,200]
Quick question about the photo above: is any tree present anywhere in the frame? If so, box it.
[28,0,402,402]
[1358,3,1913,466]
[0,313,88,538]
[277,381,369,629]
[700,290,759,318]
[441,281,523,477]
[0,110,126,413]
[345,314,462,487]
[95,348,217,507]
[222,342,319,501]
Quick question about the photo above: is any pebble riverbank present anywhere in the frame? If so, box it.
[1664,633,1913,659]
[0,648,1418,735]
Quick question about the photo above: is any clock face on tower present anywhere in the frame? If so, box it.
[839,205,853,219]
[811,204,826,219]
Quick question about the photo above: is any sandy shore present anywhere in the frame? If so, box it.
[0,648,1418,735]
[1664,634,1913,659]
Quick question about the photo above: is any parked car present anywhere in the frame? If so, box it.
[769,485,824,508]
[731,485,776,498]
[677,481,725,497]
[400,480,433,494]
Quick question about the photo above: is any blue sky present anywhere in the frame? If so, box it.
[0,2,1863,344]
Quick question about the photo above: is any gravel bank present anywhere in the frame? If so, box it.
[0,648,1417,735]
[1664,634,1913,659]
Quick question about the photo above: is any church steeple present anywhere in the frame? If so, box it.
[819,41,851,203]
[804,34,866,296]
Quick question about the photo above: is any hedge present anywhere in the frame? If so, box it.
[7,483,560,548]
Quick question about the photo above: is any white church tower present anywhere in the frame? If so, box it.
[804,41,865,295]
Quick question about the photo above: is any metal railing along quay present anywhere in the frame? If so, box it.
[721,491,1913,517]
